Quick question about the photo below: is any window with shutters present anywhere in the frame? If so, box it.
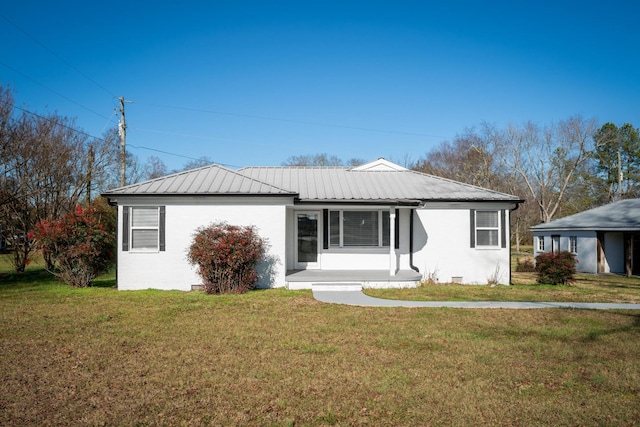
[130,207,160,251]
[475,211,500,247]
[329,210,390,247]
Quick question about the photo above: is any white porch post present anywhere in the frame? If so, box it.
[389,207,396,276]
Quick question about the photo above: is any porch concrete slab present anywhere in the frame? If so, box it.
[286,269,422,282]
[312,290,640,309]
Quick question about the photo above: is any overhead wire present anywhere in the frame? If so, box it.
[1,11,449,165]
[0,61,113,121]
[140,102,451,139]
[3,101,232,166]
[0,12,116,99]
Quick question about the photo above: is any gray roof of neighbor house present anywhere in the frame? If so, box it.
[531,199,640,232]
[103,159,522,203]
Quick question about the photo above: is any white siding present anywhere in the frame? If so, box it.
[412,204,512,285]
[116,196,289,291]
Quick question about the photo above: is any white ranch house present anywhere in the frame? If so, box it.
[531,198,640,276]
[103,158,522,290]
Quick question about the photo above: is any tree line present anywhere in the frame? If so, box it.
[0,85,225,272]
[413,115,639,248]
[2,83,638,272]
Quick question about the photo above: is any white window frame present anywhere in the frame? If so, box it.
[569,236,577,253]
[129,206,160,251]
[329,209,390,248]
[538,236,545,252]
[475,210,500,248]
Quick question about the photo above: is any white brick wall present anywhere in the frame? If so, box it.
[115,196,289,291]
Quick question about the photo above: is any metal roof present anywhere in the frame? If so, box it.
[238,166,519,202]
[103,160,521,203]
[531,199,640,231]
[102,164,295,196]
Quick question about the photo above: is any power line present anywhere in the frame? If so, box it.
[0,61,113,121]
[0,12,116,98]
[126,144,237,167]
[9,103,104,141]
[4,100,232,167]
[141,102,451,139]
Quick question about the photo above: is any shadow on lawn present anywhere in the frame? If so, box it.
[581,310,640,342]
[0,269,53,287]
[0,267,116,289]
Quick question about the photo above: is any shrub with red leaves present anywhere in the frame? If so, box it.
[187,222,265,294]
[535,251,576,285]
[34,201,116,287]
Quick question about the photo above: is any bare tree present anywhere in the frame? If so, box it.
[144,156,169,179]
[494,115,597,223]
[413,125,500,190]
[180,156,214,171]
[283,153,344,166]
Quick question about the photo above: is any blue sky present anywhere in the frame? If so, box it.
[2,1,639,171]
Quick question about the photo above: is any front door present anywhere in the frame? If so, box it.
[296,212,320,269]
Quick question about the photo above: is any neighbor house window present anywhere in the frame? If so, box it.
[329,210,390,247]
[123,206,165,252]
[538,236,545,252]
[475,211,500,247]
[569,236,577,253]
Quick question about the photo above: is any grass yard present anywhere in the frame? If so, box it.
[1,256,640,425]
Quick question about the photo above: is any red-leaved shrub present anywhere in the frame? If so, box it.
[187,222,265,294]
[535,251,576,285]
[35,200,116,287]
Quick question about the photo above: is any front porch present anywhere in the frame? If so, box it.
[285,269,423,290]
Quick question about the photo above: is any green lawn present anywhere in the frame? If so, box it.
[1,256,640,425]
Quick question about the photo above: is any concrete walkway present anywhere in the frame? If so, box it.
[312,289,640,310]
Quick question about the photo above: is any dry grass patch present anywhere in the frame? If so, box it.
[1,262,640,425]
[365,272,640,304]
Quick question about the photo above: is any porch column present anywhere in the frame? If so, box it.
[389,207,396,275]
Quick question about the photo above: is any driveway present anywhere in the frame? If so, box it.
[312,289,640,309]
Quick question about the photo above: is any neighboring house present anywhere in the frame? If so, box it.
[531,199,640,276]
[102,158,522,291]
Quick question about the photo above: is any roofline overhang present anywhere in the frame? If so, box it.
[102,192,298,203]
[293,199,421,206]
[530,227,640,232]
[294,198,523,206]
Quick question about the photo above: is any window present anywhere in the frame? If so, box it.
[569,236,577,253]
[329,210,390,247]
[475,211,500,247]
[123,206,165,251]
[538,236,545,252]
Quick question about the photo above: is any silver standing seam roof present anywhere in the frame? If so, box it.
[103,162,521,203]
[102,164,295,196]
[530,198,640,231]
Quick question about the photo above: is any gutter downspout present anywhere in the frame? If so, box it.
[410,208,420,273]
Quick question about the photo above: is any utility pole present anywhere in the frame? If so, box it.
[118,97,131,187]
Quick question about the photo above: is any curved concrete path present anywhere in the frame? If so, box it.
[312,289,640,310]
